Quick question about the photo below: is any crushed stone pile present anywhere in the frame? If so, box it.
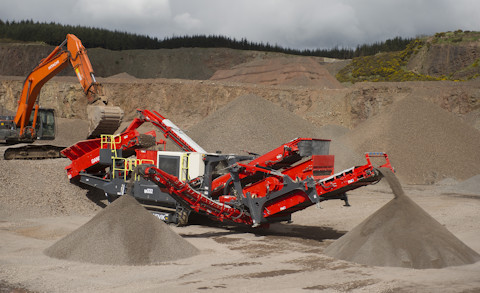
[210,57,343,88]
[445,174,480,195]
[0,158,100,219]
[105,72,137,79]
[44,195,199,265]
[186,94,323,155]
[0,118,97,220]
[339,96,480,184]
[324,168,480,269]
[186,94,360,170]
[50,117,89,146]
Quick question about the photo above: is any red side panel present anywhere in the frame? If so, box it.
[62,138,102,179]
[136,149,158,165]
[62,128,157,180]
[312,155,335,179]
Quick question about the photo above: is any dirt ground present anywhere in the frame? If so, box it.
[0,171,479,292]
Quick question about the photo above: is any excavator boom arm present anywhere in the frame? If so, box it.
[11,34,122,141]
[13,48,69,135]
[66,34,100,102]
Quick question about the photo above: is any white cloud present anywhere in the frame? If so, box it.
[73,0,171,19]
[173,13,202,31]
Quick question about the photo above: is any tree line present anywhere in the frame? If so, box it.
[0,20,414,59]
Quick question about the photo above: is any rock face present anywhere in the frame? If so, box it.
[2,77,479,131]
[407,41,480,79]
[210,57,343,88]
[0,43,59,76]
[1,41,479,130]
[324,168,480,269]
[0,42,297,79]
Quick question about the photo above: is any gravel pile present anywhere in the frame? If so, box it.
[0,117,98,219]
[105,72,137,79]
[0,157,101,219]
[51,117,90,147]
[324,168,480,269]
[445,174,480,195]
[186,94,361,171]
[186,94,324,155]
[45,194,199,265]
[340,96,480,184]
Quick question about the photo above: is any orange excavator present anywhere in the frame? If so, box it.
[0,34,124,159]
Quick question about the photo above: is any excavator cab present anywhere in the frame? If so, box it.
[32,108,56,140]
[0,108,55,145]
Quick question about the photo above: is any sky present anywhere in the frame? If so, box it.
[1,0,479,50]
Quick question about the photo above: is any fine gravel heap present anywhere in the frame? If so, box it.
[324,168,480,269]
[186,93,361,171]
[340,96,480,184]
[0,157,100,218]
[447,174,480,195]
[186,94,323,155]
[45,195,199,265]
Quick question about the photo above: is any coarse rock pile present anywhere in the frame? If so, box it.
[339,96,480,184]
[324,168,480,269]
[210,57,344,88]
[45,194,199,265]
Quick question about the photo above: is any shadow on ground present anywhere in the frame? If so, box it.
[182,214,345,242]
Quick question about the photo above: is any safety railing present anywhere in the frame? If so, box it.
[111,157,155,180]
[101,134,122,158]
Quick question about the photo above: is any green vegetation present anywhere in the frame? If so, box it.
[433,30,480,44]
[0,19,161,50]
[337,30,480,83]
[0,19,413,59]
[336,39,443,83]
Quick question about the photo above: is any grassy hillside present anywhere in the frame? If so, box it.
[337,30,480,83]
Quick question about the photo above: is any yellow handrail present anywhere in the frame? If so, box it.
[101,134,122,158]
[111,157,155,180]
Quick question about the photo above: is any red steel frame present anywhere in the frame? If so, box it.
[142,149,393,226]
[62,109,202,180]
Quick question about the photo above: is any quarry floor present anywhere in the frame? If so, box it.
[1,182,479,293]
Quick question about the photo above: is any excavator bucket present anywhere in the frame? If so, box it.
[86,104,124,139]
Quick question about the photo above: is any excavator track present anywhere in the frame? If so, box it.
[87,105,124,139]
[4,144,66,160]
